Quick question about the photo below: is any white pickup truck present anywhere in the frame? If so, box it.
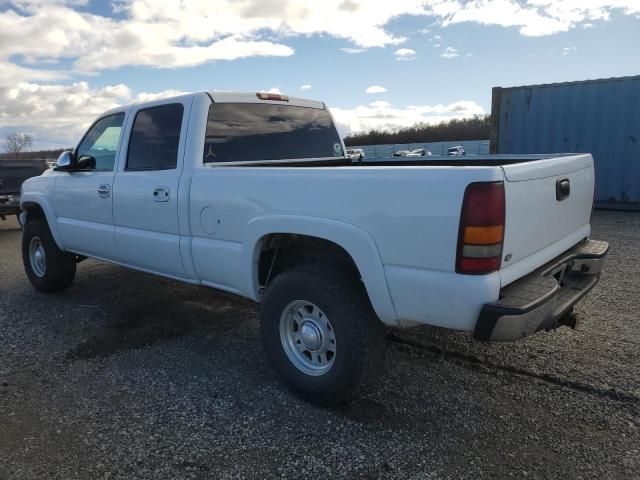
[20,91,608,404]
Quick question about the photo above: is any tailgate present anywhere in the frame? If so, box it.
[0,160,48,195]
[499,154,594,286]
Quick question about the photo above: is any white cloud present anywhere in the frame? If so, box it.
[265,87,283,94]
[300,84,312,91]
[133,89,191,103]
[0,81,130,147]
[366,85,387,94]
[441,46,459,58]
[330,100,485,136]
[0,0,638,80]
[425,0,640,37]
[562,46,577,55]
[340,47,367,54]
[0,0,419,78]
[394,47,416,60]
[369,100,392,108]
[0,81,190,148]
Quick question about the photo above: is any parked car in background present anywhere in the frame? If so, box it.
[346,148,365,161]
[393,150,410,157]
[20,91,608,405]
[447,146,466,156]
[0,159,48,221]
[405,148,432,157]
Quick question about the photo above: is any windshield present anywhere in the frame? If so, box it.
[203,103,343,163]
[448,147,458,152]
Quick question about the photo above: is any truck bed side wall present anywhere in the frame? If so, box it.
[188,165,503,326]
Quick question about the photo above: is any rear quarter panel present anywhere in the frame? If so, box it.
[188,165,503,325]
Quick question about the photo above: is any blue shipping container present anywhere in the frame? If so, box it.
[491,75,640,210]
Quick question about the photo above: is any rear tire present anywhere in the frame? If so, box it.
[260,265,386,405]
[22,218,76,292]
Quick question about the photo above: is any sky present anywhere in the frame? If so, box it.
[1,0,639,149]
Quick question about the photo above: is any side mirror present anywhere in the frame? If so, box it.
[54,151,74,171]
[76,155,96,170]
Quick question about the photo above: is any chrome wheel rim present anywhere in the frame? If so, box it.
[279,300,336,376]
[29,236,46,278]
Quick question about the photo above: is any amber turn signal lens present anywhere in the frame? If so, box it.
[463,225,504,245]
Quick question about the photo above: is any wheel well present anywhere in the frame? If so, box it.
[257,234,360,290]
[22,202,45,224]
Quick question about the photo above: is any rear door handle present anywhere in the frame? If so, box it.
[97,184,111,198]
[153,187,170,202]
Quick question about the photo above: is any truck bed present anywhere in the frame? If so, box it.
[359,153,577,167]
[223,154,578,168]
[0,159,48,195]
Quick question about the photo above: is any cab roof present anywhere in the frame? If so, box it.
[207,91,325,110]
[100,91,326,118]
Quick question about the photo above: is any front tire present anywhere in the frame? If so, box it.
[260,266,386,405]
[22,218,76,292]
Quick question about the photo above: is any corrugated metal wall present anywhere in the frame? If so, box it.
[491,75,640,209]
[352,139,490,160]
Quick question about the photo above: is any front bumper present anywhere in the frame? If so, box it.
[474,239,609,341]
[0,194,20,217]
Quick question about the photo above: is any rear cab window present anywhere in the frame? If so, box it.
[127,104,184,171]
[203,103,343,164]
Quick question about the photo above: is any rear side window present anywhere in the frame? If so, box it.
[127,104,184,170]
[203,103,343,163]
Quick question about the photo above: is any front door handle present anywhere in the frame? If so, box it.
[97,184,111,198]
[153,187,170,202]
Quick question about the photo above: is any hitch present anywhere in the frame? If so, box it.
[557,308,580,330]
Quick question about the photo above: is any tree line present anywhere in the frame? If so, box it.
[343,114,491,146]
[1,132,69,160]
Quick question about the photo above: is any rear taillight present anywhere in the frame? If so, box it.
[456,182,505,274]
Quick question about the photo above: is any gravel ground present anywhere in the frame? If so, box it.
[1,210,639,480]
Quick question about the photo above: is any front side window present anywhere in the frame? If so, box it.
[76,113,125,170]
[126,104,184,171]
[203,103,343,163]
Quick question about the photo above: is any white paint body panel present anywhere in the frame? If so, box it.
[54,171,116,259]
[499,155,594,286]
[20,92,596,332]
[111,96,194,277]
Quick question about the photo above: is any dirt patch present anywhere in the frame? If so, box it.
[66,290,257,360]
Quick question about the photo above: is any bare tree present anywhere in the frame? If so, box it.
[5,132,34,158]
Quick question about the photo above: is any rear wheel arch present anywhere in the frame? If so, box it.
[243,216,398,325]
[256,233,361,287]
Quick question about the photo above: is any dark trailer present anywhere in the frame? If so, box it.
[0,159,48,220]
[490,75,640,210]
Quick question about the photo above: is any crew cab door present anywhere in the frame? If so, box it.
[112,100,191,277]
[53,112,127,259]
